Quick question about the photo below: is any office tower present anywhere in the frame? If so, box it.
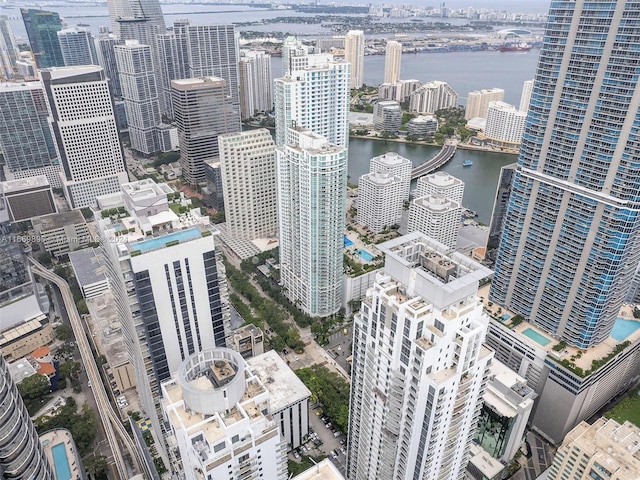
[407,195,461,249]
[519,79,534,112]
[409,81,458,114]
[407,115,438,137]
[97,179,231,458]
[547,418,640,480]
[415,171,465,204]
[276,128,347,317]
[172,77,241,185]
[107,0,165,39]
[21,9,64,69]
[156,24,189,117]
[0,16,19,80]
[161,349,288,479]
[347,233,493,480]
[369,151,412,201]
[373,100,402,133]
[0,82,62,188]
[344,30,365,89]
[202,161,224,211]
[96,33,122,98]
[218,129,277,239]
[486,164,516,250]
[238,50,272,120]
[57,27,99,66]
[484,101,527,147]
[40,65,127,208]
[383,40,402,84]
[465,88,505,120]
[0,354,54,480]
[0,176,57,223]
[115,40,160,154]
[490,0,640,348]
[358,171,404,233]
[274,53,350,147]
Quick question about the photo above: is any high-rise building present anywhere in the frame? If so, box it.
[274,53,350,147]
[407,194,461,249]
[373,100,402,133]
[40,65,128,208]
[344,30,365,89]
[0,353,54,480]
[276,128,347,317]
[115,40,160,154]
[415,171,465,204]
[347,232,493,480]
[379,79,421,103]
[546,418,640,480]
[0,15,19,80]
[490,0,640,348]
[484,101,527,147]
[172,77,242,185]
[57,27,99,66]
[156,22,189,117]
[97,179,231,458]
[519,79,534,112]
[383,40,402,84]
[95,33,122,98]
[282,35,310,76]
[357,171,404,233]
[21,9,64,69]
[107,0,165,39]
[218,129,277,240]
[486,164,516,250]
[409,81,458,114]
[238,50,272,120]
[0,81,62,188]
[161,348,288,479]
[465,88,504,120]
[369,151,412,201]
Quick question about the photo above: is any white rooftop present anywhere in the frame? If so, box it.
[291,459,346,480]
[247,350,311,413]
[1,175,50,193]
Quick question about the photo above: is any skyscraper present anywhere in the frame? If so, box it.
[172,77,241,185]
[0,354,54,480]
[409,81,458,114]
[40,65,128,208]
[218,129,277,240]
[276,128,347,317]
[519,79,534,112]
[95,32,122,98]
[357,171,404,233]
[464,88,505,120]
[274,53,350,147]
[0,15,19,80]
[383,40,402,84]
[344,30,365,89]
[238,50,272,120]
[490,0,640,349]
[0,82,61,188]
[347,233,493,480]
[115,40,160,154]
[57,27,99,66]
[21,9,64,69]
[107,0,165,39]
[407,195,462,249]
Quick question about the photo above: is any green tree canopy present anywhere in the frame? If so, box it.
[18,374,50,399]
[55,324,74,342]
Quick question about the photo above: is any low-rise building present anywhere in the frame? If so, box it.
[0,316,53,363]
[0,176,57,223]
[373,100,402,133]
[407,115,438,137]
[232,325,264,359]
[69,249,110,299]
[32,210,91,258]
[40,429,88,480]
[291,458,345,480]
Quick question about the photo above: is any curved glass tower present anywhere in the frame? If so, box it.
[490,0,640,348]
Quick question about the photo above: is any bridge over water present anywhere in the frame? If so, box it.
[411,143,457,180]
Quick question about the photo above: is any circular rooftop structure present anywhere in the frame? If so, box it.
[178,348,246,415]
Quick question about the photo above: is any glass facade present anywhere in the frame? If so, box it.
[21,9,64,69]
[491,1,640,348]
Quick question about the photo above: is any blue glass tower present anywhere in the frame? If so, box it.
[21,9,64,69]
[490,0,640,349]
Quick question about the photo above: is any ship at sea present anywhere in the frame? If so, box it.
[499,42,532,52]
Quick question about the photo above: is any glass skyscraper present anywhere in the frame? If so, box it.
[490,0,640,349]
[21,9,64,69]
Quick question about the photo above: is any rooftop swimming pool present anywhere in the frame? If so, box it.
[344,236,354,247]
[501,314,511,321]
[52,443,71,480]
[358,249,374,262]
[522,327,552,347]
[133,227,202,253]
[611,317,640,342]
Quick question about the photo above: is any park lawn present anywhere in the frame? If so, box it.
[605,387,640,428]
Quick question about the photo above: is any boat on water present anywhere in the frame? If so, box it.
[499,42,532,52]
[463,160,473,167]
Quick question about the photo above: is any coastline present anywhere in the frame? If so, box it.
[348,134,519,156]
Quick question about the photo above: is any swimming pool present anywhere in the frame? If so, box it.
[522,327,552,347]
[358,249,375,262]
[134,227,202,253]
[344,236,354,247]
[501,314,511,321]
[611,318,640,342]
[52,443,71,480]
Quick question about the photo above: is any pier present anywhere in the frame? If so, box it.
[411,143,457,180]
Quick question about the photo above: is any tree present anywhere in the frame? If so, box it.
[153,151,180,167]
[59,361,81,380]
[55,324,74,342]
[18,374,50,399]
[38,252,53,267]
[76,299,89,315]
[83,454,109,480]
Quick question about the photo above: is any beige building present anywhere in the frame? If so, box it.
[465,88,505,120]
[32,210,91,258]
[232,324,265,359]
[383,40,402,84]
[547,418,640,480]
[344,30,365,89]
[0,316,53,362]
